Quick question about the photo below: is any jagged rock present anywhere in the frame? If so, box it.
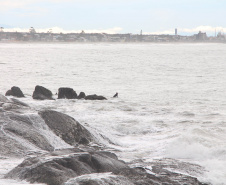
[5,152,128,185]
[38,110,94,145]
[58,88,77,99]
[5,86,25,97]
[85,94,107,100]
[77,92,86,99]
[32,85,54,100]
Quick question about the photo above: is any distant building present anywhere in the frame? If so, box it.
[195,31,207,41]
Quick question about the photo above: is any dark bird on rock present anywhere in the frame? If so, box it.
[113,92,118,98]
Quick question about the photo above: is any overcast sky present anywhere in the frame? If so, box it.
[0,0,226,35]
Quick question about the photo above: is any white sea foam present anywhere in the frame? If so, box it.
[65,172,134,185]
[28,113,73,150]
[0,43,226,184]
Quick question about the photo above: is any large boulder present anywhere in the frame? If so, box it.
[0,112,54,157]
[32,85,54,100]
[38,110,95,145]
[5,86,25,97]
[5,151,206,185]
[5,151,128,185]
[58,88,77,99]
[77,92,86,99]
[85,94,107,100]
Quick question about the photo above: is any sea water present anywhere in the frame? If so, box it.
[0,43,226,184]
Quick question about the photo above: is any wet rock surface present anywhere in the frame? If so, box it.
[0,112,54,157]
[32,85,54,100]
[39,110,95,145]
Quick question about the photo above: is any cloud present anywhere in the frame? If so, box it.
[180,26,226,34]
[3,26,123,34]
[0,0,34,11]
[0,0,73,11]
[144,26,226,35]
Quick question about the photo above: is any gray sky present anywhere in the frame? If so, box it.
[1,0,226,35]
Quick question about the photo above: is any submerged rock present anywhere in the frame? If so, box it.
[85,94,107,100]
[5,86,25,98]
[33,85,54,100]
[58,88,77,99]
[39,110,95,145]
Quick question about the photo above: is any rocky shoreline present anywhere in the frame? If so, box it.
[0,90,209,185]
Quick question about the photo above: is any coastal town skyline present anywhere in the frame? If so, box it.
[1,28,225,42]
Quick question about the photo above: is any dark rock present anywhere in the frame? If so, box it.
[90,151,127,173]
[5,152,128,185]
[5,86,25,97]
[78,137,90,145]
[11,86,25,97]
[85,94,107,100]
[5,90,13,96]
[58,88,77,99]
[78,92,86,99]
[32,85,54,100]
[38,110,95,145]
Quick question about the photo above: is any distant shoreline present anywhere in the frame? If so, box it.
[0,41,226,44]
[1,31,225,43]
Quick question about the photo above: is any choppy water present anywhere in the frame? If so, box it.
[0,43,226,185]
